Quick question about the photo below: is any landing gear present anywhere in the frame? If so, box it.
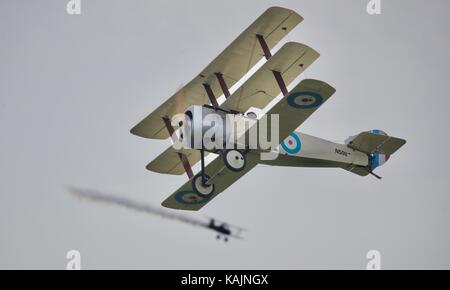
[223,149,246,172]
[192,173,215,198]
[215,235,229,242]
[192,149,215,198]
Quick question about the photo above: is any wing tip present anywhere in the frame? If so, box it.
[161,200,173,209]
[129,126,140,136]
[130,125,168,139]
[130,124,148,138]
[266,6,304,22]
[283,41,320,58]
[161,200,200,211]
[300,78,336,94]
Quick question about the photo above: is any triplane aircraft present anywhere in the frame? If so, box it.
[207,218,245,242]
[131,7,406,211]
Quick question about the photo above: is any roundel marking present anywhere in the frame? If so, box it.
[280,132,302,154]
[175,190,209,205]
[287,91,323,109]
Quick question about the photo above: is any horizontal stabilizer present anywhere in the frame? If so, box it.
[341,165,370,176]
[347,132,406,155]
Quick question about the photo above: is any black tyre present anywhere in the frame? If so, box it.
[192,174,215,198]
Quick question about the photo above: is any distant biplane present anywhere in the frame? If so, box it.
[207,218,245,242]
[131,7,406,211]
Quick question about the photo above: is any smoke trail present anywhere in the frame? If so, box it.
[68,186,209,228]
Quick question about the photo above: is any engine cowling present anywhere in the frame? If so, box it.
[182,105,251,151]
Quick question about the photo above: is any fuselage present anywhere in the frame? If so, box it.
[208,220,231,235]
[264,131,369,168]
[179,105,369,169]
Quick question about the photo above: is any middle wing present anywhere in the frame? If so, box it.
[220,42,319,113]
[161,152,259,211]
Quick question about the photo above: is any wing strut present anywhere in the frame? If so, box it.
[200,149,207,186]
[162,117,194,179]
[202,83,219,108]
[257,35,288,97]
[215,72,230,98]
[257,34,272,60]
[272,70,288,96]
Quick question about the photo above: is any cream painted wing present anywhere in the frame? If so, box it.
[130,7,303,139]
[161,152,259,211]
[220,42,319,113]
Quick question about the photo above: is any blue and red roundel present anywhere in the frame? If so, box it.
[287,91,323,109]
[280,132,302,155]
[175,190,209,205]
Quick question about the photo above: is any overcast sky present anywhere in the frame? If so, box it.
[1,0,449,269]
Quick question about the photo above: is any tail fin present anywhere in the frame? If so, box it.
[343,129,406,177]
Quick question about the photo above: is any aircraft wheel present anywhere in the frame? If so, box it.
[192,174,215,198]
[224,237,229,242]
[223,150,246,172]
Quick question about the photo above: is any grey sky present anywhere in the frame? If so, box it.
[1,0,449,269]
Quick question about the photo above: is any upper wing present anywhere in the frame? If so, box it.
[264,79,336,143]
[220,42,319,113]
[130,7,303,139]
[161,152,259,211]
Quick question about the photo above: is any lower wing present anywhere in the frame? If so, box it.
[161,152,259,211]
